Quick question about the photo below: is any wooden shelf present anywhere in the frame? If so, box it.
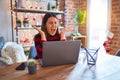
[17,27,34,30]
[16,27,41,30]
[13,8,64,14]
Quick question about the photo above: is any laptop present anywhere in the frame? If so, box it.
[40,40,81,67]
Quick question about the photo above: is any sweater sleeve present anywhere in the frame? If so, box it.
[34,36,46,59]
[61,39,66,41]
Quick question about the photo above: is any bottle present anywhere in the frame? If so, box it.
[47,2,50,10]
[17,0,24,8]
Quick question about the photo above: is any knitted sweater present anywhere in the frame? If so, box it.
[34,34,65,59]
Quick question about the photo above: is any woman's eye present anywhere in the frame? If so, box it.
[48,22,57,25]
[47,22,52,25]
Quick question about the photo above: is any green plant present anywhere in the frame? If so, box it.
[16,19,22,27]
[27,59,37,74]
[72,10,87,36]
[51,6,56,9]
[24,50,29,56]
[23,20,29,23]
[73,10,86,24]
[27,59,36,67]
[16,19,21,23]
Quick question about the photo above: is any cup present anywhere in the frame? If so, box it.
[107,31,114,39]
[84,48,100,65]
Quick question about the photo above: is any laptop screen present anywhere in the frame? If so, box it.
[41,40,81,67]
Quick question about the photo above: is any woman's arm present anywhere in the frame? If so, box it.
[60,26,73,40]
[32,25,47,59]
[32,25,46,41]
[34,36,46,59]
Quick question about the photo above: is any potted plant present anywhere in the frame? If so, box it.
[23,19,29,27]
[27,59,37,74]
[24,50,29,59]
[16,19,21,27]
[72,10,86,36]
[51,6,56,10]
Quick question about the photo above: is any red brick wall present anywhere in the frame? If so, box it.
[79,0,87,35]
[61,0,87,35]
[110,0,120,55]
[60,0,120,55]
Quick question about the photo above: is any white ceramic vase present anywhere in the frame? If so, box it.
[17,0,23,8]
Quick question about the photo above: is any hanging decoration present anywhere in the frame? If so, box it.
[103,31,114,53]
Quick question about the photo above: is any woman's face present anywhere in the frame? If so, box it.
[45,17,58,36]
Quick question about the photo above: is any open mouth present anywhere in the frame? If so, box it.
[51,28,57,32]
[50,28,57,35]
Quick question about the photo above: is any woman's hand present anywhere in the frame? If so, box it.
[60,26,73,40]
[32,25,46,41]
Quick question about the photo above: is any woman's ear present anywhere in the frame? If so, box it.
[43,25,47,30]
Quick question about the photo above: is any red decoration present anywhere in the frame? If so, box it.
[103,38,112,53]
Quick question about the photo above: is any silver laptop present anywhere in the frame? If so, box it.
[40,40,81,67]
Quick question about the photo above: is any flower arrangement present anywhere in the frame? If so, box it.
[23,19,29,27]
[16,19,21,23]
[16,19,21,27]
[22,14,29,27]
[72,10,87,36]
[73,10,86,24]
[23,19,29,24]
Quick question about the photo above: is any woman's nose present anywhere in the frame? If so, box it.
[52,23,56,28]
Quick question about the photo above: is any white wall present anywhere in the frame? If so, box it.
[0,0,12,42]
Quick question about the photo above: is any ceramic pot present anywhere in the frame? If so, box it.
[28,64,37,74]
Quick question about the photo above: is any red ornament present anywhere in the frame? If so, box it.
[103,39,112,53]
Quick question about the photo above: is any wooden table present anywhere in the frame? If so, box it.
[0,51,120,80]
[0,62,75,80]
[67,52,120,80]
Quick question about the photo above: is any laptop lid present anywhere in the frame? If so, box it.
[41,40,81,67]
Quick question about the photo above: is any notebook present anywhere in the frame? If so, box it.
[40,40,81,67]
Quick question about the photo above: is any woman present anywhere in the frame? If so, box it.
[33,12,68,59]
[16,13,70,70]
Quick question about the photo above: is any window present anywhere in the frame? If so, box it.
[87,0,111,49]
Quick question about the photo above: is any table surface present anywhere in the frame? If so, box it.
[67,51,120,80]
[0,50,120,80]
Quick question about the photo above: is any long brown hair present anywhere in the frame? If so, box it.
[41,13,59,37]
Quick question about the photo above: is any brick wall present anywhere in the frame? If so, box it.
[79,0,87,35]
[60,0,120,55]
[61,0,87,35]
[110,0,120,55]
